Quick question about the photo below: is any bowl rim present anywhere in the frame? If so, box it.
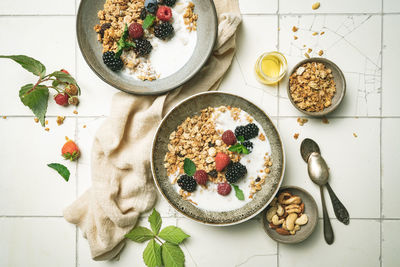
[150,91,286,226]
[286,57,346,117]
[261,185,319,244]
[76,0,218,95]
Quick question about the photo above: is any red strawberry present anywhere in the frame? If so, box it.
[60,69,70,75]
[194,170,208,185]
[217,183,231,196]
[215,152,230,172]
[222,130,237,145]
[156,6,172,21]
[128,22,144,39]
[54,93,69,106]
[62,140,80,161]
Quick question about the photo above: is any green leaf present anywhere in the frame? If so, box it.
[183,158,196,176]
[125,226,154,243]
[115,24,135,58]
[228,144,249,155]
[19,84,49,126]
[232,184,244,200]
[148,209,162,235]
[142,14,156,29]
[161,242,184,267]
[143,239,162,267]
[0,55,46,77]
[47,163,70,182]
[158,226,190,245]
[49,71,81,95]
[237,136,245,142]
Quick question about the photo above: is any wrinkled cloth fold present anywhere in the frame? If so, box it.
[63,0,241,261]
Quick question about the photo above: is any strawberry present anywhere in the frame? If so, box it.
[60,69,70,75]
[217,183,231,196]
[62,140,80,161]
[222,130,237,145]
[215,152,230,172]
[194,170,208,185]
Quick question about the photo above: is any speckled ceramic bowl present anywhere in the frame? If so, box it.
[262,186,318,244]
[76,0,217,95]
[151,92,285,225]
[287,57,346,117]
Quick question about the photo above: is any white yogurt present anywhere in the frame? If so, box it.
[168,107,272,212]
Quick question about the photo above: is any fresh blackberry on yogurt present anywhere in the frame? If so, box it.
[134,38,153,56]
[145,0,158,13]
[162,0,176,7]
[225,162,247,183]
[177,175,197,192]
[234,123,259,140]
[154,22,174,40]
[102,51,123,71]
[243,140,253,153]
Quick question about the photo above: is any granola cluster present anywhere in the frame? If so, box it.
[249,154,273,199]
[183,2,198,32]
[289,62,336,112]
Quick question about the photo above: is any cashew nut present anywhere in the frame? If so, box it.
[266,206,277,222]
[282,220,288,230]
[295,214,308,226]
[276,204,284,216]
[286,213,298,231]
[285,204,302,214]
[272,214,284,225]
[294,224,300,231]
[278,192,292,204]
[281,196,302,205]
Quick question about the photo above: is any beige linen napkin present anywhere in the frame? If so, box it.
[64,0,241,261]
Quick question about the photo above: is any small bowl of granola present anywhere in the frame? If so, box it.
[262,186,318,244]
[287,58,346,116]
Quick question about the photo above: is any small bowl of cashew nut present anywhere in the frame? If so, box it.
[262,186,318,244]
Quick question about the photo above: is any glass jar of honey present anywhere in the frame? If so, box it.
[254,51,287,85]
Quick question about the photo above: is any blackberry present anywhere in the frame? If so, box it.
[134,38,152,56]
[177,175,197,192]
[140,8,147,20]
[154,22,174,40]
[234,123,259,140]
[145,0,158,13]
[102,51,123,71]
[225,162,247,183]
[208,170,218,178]
[162,0,176,6]
[243,140,253,153]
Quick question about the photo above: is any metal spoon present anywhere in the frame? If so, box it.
[300,138,350,225]
[308,152,334,244]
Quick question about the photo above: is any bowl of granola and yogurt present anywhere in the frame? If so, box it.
[151,92,285,225]
[77,0,217,94]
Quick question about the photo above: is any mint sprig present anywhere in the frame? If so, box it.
[47,163,70,181]
[183,158,196,176]
[142,14,156,29]
[115,24,136,58]
[0,55,81,126]
[228,136,249,154]
[126,208,189,267]
[232,184,245,200]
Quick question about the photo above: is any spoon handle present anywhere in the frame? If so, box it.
[320,186,334,245]
[326,182,350,225]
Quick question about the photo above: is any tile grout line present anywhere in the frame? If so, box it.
[276,1,280,266]
[379,0,384,266]
[74,23,79,267]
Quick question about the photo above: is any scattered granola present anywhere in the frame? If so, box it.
[73,110,78,115]
[45,127,50,131]
[294,36,298,40]
[34,117,39,123]
[307,48,313,54]
[312,2,320,10]
[292,26,299,32]
[318,50,324,56]
[312,32,318,36]
[322,117,329,124]
[353,133,358,138]
[45,120,49,125]
[297,117,309,126]
[293,133,299,140]
[83,125,87,128]
[320,31,325,35]
[57,116,65,126]
[183,1,198,31]
[304,53,310,59]
[289,62,336,112]
[2,116,6,119]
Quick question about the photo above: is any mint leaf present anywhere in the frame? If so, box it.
[148,209,162,235]
[232,184,244,200]
[143,239,162,267]
[19,84,49,126]
[237,136,245,142]
[228,144,249,155]
[0,55,46,77]
[47,163,70,181]
[125,226,154,243]
[115,24,136,58]
[142,14,156,29]
[159,226,190,245]
[183,158,196,176]
[161,242,184,267]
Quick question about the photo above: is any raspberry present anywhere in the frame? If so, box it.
[222,130,237,145]
[60,69,69,75]
[217,183,231,196]
[177,175,197,192]
[215,152,230,172]
[103,51,123,71]
[154,22,174,40]
[134,38,152,56]
[54,93,69,106]
[194,170,208,185]
[234,123,259,140]
[225,162,247,183]
[129,23,144,39]
[156,6,172,21]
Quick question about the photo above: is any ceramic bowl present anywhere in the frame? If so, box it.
[76,0,217,95]
[287,57,346,116]
[151,92,285,225]
[262,186,318,244]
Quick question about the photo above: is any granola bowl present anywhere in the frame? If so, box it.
[287,57,346,117]
[76,0,217,95]
[151,92,285,225]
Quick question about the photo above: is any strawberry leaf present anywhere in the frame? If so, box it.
[125,226,154,243]
[47,163,70,181]
[143,239,162,267]
[19,84,49,126]
[183,158,196,176]
[161,242,184,267]
[158,226,190,245]
[148,209,162,235]
[231,184,244,200]
[142,14,156,29]
[0,55,46,77]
